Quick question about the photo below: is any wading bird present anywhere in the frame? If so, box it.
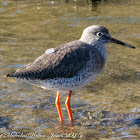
[6,25,135,122]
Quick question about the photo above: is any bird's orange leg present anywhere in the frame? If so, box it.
[55,91,63,122]
[65,90,73,122]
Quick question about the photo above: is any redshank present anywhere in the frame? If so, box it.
[6,25,135,122]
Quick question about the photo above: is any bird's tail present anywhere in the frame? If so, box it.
[5,72,16,78]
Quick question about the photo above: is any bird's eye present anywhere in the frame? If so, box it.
[96,32,103,37]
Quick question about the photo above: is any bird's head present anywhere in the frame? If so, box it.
[79,25,135,49]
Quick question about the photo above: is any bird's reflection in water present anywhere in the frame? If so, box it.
[42,121,83,139]
[54,121,82,139]
[55,121,75,133]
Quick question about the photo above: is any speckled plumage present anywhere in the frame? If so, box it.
[7,40,107,90]
[6,25,135,91]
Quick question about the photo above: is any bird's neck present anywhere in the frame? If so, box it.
[79,39,108,64]
[95,44,108,63]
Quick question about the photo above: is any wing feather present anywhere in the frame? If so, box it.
[6,41,91,80]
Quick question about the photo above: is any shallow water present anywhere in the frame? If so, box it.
[0,0,140,139]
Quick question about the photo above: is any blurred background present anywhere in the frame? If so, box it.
[0,0,140,139]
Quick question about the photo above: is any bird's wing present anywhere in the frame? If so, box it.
[6,41,92,80]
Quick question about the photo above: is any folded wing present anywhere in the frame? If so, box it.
[6,41,91,80]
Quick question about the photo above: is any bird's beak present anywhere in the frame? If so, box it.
[110,38,135,49]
